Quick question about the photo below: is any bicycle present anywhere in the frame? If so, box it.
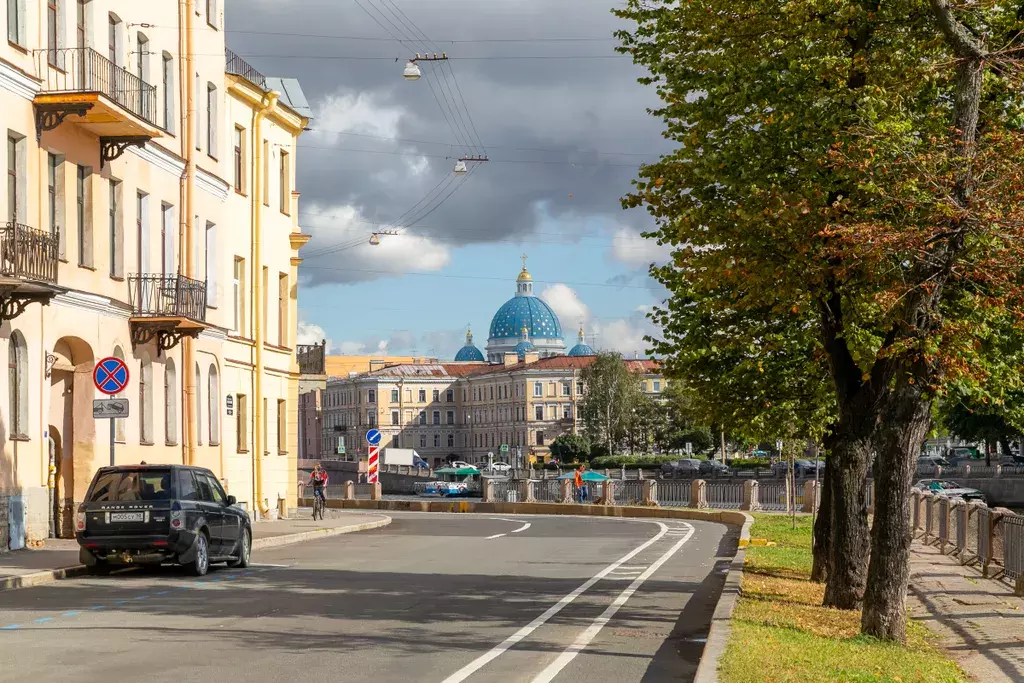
[312,489,326,521]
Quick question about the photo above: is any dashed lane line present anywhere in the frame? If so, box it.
[486,534,507,540]
[511,522,532,534]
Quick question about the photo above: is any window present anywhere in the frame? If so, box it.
[279,150,290,214]
[47,0,57,66]
[418,410,426,425]
[194,73,201,150]
[135,191,148,272]
[206,83,218,157]
[447,434,454,448]
[107,13,120,65]
[490,386,494,400]
[195,364,202,446]
[8,0,23,45]
[562,382,571,397]
[136,34,149,104]
[432,389,439,401]
[366,409,375,426]
[162,53,175,133]
[164,359,177,445]
[76,166,92,267]
[391,389,399,403]
[8,330,27,438]
[432,410,440,425]
[262,267,268,338]
[653,380,661,392]
[533,382,542,397]
[577,381,584,395]
[405,410,412,423]
[205,222,217,306]
[446,389,454,402]
[367,389,376,404]
[393,435,399,448]
[160,203,173,277]
[236,393,248,452]
[278,273,288,346]
[419,434,427,448]
[535,405,543,421]
[262,140,269,206]
[206,0,218,28]
[139,356,153,444]
[277,399,286,453]
[536,431,545,446]
[563,404,572,420]
[109,179,122,278]
[47,154,64,250]
[233,126,245,192]
[233,257,245,334]
[391,410,399,426]
[7,135,23,223]
[446,410,454,425]
[418,389,426,402]
[433,434,440,448]
[75,0,85,47]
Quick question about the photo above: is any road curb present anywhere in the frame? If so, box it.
[693,511,753,683]
[0,515,391,594]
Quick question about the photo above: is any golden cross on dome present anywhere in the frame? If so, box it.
[521,253,528,270]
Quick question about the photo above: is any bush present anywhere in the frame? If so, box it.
[589,454,681,469]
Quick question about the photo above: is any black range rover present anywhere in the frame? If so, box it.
[76,464,252,576]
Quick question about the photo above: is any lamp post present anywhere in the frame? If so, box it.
[402,52,449,81]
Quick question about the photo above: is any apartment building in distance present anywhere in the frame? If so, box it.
[0,0,309,550]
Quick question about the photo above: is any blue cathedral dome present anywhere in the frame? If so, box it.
[514,339,536,359]
[567,328,596,357]
[455,328,485,362]
[489,265,563,341]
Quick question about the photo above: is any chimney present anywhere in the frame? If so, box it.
[634,351,639,360]
[503,352,519,367]
[524,351,540,364]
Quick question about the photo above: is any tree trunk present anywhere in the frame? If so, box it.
[811,455,833,583]
[862,393,932,641]
[823,435,872,609]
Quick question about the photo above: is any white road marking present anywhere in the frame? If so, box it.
[530,524,696,683]
[511,522,531,534]
[486,534,507,540]
[247,563,291,568]
[439,522,671,683]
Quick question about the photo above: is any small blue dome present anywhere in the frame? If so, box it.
[489,296,563,341]
[514,340,535,359]
[455,345,485,362]
[567,343,595,357]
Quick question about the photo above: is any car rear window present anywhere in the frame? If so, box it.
[87,469,174,502]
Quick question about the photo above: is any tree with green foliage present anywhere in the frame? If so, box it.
[579,353,644,456]
[653,381,715,454]
[549,434,592,464]
[616,0,1024,642]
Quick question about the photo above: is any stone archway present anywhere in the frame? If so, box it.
[49,337,94,538]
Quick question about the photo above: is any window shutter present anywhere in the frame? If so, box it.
[210,85,218,156]
[206,224,217,307]
[194,73,201,149]
[139,196,150,273]
[163,207,174,276]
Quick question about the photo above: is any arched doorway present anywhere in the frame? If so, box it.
[47,426,62,538]
[49,337,94,538]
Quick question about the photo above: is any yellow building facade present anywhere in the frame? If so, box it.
[0,0,308,549]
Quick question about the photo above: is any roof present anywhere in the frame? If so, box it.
[265,77,313,119]
[470,356,660,377]
[326,356,660,382]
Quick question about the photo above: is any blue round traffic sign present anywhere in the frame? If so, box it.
[94,357,130,395]
[366,429,382,446]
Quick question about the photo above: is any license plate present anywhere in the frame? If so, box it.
[110,512,144,523]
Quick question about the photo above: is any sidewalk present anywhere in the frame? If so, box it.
[908,542,1024,682]
[0,511,389,588]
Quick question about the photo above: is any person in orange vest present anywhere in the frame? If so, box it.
[574,465,585,503]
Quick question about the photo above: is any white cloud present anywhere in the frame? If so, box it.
[610,227,672,269]
[309,90,407,143]
[539,284,658,357]
[297,321,329,347]
[300,201,450,285]
[540,283,590,328]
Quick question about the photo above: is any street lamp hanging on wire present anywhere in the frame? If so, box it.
[454,154,488,175]
[402,52,448,81]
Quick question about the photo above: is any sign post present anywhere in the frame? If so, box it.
[366,429,382,483]
[93,357,130,467]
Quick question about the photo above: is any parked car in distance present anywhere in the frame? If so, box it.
[699,459,730,476]
[662,458,702,476]
[947,446,982,460]
[449,461,477,470]
[913,479,987,504]
[917,455,949,468]
[76,464,252,577]
[794,459,823,478]
[491,461,512,473]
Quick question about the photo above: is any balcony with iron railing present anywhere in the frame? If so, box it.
[0,222,62,321]
[298,340,327,375]
[127,274,209,353]
[225,49,267,89]
[33,48,161,162]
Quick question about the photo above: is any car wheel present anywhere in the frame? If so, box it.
[188,532,210,577]
[228,528,251,569]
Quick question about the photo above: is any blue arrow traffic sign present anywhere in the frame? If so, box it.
[366,429,382,446]
[93,357,130,396]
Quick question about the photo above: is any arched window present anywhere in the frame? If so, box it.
[165,359,177,445]
[113,346,127,442]
[208,364,220,445]
[195,363,202,446]
[139,355,153,444]
[8,331,27,438]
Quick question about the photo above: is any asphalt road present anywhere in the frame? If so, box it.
[0,512,736,683]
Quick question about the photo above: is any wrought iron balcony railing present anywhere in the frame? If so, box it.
[35,48,158,125]
[0,222,59,285]
[225,49,267,89]
[297,341,327,375]
[128,274,208,322]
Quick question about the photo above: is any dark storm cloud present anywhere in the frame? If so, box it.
[228,0,668,285]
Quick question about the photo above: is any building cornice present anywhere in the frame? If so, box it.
[0,57,39,100]
[53,290,131,319]
[197,167,230,201]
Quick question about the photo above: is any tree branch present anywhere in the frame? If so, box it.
[929,0,986,60]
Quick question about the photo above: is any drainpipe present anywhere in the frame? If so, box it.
[252,91,280,518]
[181,0,197,466]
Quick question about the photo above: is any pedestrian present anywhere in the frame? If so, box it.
[574,465,585,503]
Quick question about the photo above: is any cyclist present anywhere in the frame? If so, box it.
[309,463,329,515]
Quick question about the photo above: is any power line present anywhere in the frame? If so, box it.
[206,52,630,61]
[299,265,655,290]
[297,142,643,166]
[225,29,617,44]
